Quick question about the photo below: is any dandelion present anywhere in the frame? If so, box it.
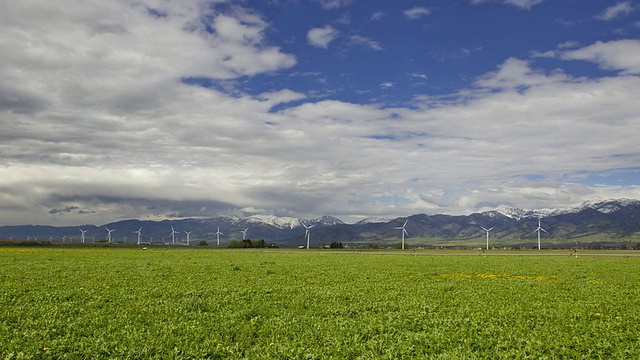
[43,347,50,352]
[217,343,223,347]
[269,342,275,346]
[595,313,604,317]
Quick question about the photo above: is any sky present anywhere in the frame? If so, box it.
[1,0,640,226]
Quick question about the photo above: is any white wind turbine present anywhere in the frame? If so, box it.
[303,223,315,249]
[394,219,409,249]
[241,228,248,240]
[184,231,192,245]
[215,227,223,246]
[170,226,178,244]
[134,227,142,245]
[105,227,115,243]
[79,228,88,243]
[480,225,495,250]
[532,217,548,250]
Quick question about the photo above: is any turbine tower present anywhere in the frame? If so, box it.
[215,227,223,246]
[79,228,88,243]
[394,219,409,249]
[184,231,192,245]
[480,226,495,250]
[532,217,548,250]
[134,227,142,245]
[241,228,248,240]
[302,223,315,249]
[105,227,115,243]
[170,226,177,244]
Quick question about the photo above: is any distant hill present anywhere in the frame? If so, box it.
[1,199,639,248]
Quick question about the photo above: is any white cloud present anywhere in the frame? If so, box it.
[470,0,545,9]
[1,2,640,226]
[410,73,429,80]
[349,35,383,51]
[258,89,306,107]
[559,39,640,74]
[596,1,634,21]
[315,0,353,10]
[370,11,385,21]
[307,25,339,48]
[503,0,544,9]
[475,57,569,89]
[403,7,431,20]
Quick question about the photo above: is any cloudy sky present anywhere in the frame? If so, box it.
[1,0,639,226]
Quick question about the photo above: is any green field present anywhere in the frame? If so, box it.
[2,248,640,358]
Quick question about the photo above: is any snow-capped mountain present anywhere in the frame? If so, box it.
[246,215,302,229]
[355,217,392,225]
[495,199,640,220]
[557,199,640,215]
[2,199,639,246]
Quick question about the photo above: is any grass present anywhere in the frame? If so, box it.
[1,247,640,358]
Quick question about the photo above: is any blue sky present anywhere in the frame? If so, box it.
[0,0,639,225]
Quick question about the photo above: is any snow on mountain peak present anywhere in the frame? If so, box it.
[492,199,640,220]
[247,215,301,229]
[355,217,392,225]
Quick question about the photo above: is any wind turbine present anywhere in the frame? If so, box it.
[170,226,177,244]
[184,231,192,245]
[215,227,223,246]
[134,227,142,245]
[105,227,115,243]
[394,219,409,249]
[532,217,548,250]
[79,228,88,243]
[480,225,495,250]
[303,223,315,249]
[241,228,248,240]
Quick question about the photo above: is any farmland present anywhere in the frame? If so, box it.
[2,248,640,358]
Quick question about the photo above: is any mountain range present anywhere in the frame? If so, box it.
[1,199,639,248]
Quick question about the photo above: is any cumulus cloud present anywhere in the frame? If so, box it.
[349,35,383,51]
[503,0,544,9]
[470,0,545,9]
[559,39,640,74]
[315,0,353,10]
[307,25,339,48]
[1,2,639,226]
[404,7,432,20]
[596,1,635,21]
[370,11,385,21]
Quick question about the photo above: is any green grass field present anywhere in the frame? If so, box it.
[2,247,640,358]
